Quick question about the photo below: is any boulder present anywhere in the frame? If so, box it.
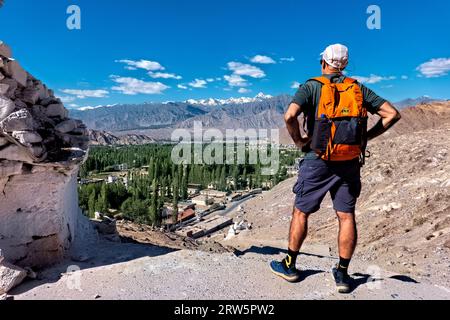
[0,144,35,163]
[0,109,35,132]
[36,83,49,100]
[14,99,28,109]
[56,119,77,133]
[0,83,9,95]
[19,87,40,105]
[70,127,88,136]
[0,78,18,99]
[0,136,8,147]
[0,160,23,177]
[60,133,89,149]
[29,145,45,157]
[0,261,27,295]
[0,41,12,58]
[40,97,59,107]
[45,103,68,118]
[30,105,56,127]
[3,61,27,87]
[0,96,15,121]
[92,219,118,235]
[12,131,43,144]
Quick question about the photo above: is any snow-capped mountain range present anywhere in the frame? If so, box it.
[69,92,287,134]
[185,92,273,106]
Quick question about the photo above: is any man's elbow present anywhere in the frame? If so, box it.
[390,108,402,123]
[383,102,402,123]
[284,103,301,124]
[284,112,295,124]
[394,110,402,121]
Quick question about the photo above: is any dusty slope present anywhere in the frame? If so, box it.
[12,239,450,300]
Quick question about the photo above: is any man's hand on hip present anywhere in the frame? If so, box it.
[295,136,312,149]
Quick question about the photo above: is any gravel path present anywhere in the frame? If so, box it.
[11,240,450,300]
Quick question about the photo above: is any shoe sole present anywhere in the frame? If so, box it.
[270,268,300,283]
[336,285,351,294]
[331,271,351,294]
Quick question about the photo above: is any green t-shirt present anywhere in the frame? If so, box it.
[291,73,387,159]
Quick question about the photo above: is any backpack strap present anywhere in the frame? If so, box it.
[309,76,331,85]
[310,76,358,85]
[343,77,358,84]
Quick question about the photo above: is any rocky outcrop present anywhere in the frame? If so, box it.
[0,260,27,295]
[0,40,94,273]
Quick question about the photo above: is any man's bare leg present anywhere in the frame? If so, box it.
[332,211,358,293]
[336,211,357,260]
[288,207,309,252]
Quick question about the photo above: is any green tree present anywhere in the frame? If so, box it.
[172,180,179,224]
[232,165,239,191]
[98,183,109,213]
[149,179,159,225]
[181,166,188,199]
[121,198,149,223]
[88,190,97,218]
[219,166,226,190]
[148,158,155,182]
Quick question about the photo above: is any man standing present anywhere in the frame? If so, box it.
[270,44,401,293]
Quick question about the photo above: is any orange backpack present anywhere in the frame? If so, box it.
[310,76,368,162]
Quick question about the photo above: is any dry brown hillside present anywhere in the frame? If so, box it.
[381,102,450,138]
[225,102,450,285]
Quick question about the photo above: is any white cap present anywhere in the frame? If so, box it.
[321,44,349,70]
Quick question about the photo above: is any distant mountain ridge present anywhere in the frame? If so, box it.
[70,102,210,132]
[177,94,290,130]
[69,93,285,134]
[70,94,449,145]
[394,96,446,109]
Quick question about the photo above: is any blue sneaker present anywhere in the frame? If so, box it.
[332,266,352,294]
[270,260,300,283]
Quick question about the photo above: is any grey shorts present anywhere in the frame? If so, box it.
[293,158,362,214]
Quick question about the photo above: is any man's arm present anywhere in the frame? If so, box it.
[367,101,401,141]
[285,102,311,148]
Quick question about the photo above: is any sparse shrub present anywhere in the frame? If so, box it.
[413,216,428,227]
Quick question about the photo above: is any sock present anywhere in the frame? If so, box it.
[337,257,351,274]
[283,249,299,269]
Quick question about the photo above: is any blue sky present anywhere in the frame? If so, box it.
[0,0,449,109]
